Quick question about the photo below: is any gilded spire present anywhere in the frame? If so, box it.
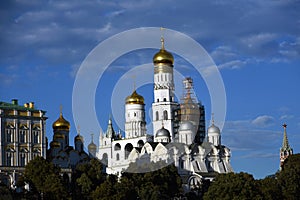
[91,133,94,143]
[282,123,291,150]
[77,125,80,135]
[59,104,63,117]
[160,27,165,50]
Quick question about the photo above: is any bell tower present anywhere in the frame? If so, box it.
[152,33,178,141]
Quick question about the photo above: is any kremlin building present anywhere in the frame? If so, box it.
[96,37,233,190]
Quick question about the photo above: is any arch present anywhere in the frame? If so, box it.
[188,174,203,191]
[102,153,108,165]
[33,131,39,144]
[163,110,168,120]
[114,143,121,151]
[124,143,134,159]
[19,153,26,166]
[137,140,144,148]
[116,153,120,161]
[141,142,153,155]
[19,130,26,143]
[156,111,159,121]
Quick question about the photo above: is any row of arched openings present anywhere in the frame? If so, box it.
[155,110,168,121]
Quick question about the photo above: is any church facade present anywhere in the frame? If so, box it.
[96,37,233,190]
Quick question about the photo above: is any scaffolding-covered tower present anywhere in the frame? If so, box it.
[178,77,206,143]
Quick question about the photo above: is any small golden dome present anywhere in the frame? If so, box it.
[52,112,70,130]
[153,37,174,65]
[125,90,144,105]
[88,142,97,150]
[75,134,83,142]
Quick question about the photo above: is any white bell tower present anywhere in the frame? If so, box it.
[152,35,178,141]
[125,90,147,138]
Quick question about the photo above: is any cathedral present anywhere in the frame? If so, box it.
[96,37,233,190]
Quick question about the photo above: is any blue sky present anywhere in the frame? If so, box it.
[1,0,300,179]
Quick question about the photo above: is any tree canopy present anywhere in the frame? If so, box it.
[203,154,300,200]
[24,156,67,199]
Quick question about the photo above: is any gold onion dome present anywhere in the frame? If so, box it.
[125,90,144,105]
[153,37,174,65]
[52,112,70,130]
[88,142,97,150]
[75,134,83,142]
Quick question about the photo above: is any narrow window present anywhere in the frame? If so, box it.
[163,110,168,120]
[156,111,159,121]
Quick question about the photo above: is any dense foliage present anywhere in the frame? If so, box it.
[203,154,300,200]
[1,154,299,199]
[23,156,68,199]
[92,161,183,200]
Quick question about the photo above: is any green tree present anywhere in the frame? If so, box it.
[73,158,106,199]
[258,177,282,200]
[91,174,119,200]
[277,153,300,200]
[0,183,13,200]
[24,156,67,199]
[92,162,183,200]
[203,172,263,200]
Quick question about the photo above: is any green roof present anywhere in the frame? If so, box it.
[0,101,45,112]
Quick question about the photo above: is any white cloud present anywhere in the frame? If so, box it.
[280,114,294,120]
[218,60,247,70]
[252,115,275,127]
[1,0,300,84]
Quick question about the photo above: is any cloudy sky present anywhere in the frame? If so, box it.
[1,0,300,179]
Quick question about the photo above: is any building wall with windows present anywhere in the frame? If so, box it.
[0,99,47,188]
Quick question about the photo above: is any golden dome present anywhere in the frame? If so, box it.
[153,37,174,65]
[88,142,97,150]
[52,112,70,130]
[75,134,83,142]
[125,90,144,105]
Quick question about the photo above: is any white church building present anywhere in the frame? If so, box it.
[96,37,233,190]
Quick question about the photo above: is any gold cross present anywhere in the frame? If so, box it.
[59,104,63,116]
[160,27,165,49]
[77,125,80,135]
[91,133,94,142]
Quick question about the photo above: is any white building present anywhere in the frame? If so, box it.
[96,37,233,190]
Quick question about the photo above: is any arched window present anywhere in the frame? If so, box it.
[156,111,159,121]
[19,130,25,143]
[116,153,120,160]
[33,131,39,144]
[163,110,168,120]
[114,143,121,151]
[137,140,144,148]
[6,153,11,166]
[20,154,26,166]
[102,153,108,165]
[125,143,133,159]
[6,131,12,143]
